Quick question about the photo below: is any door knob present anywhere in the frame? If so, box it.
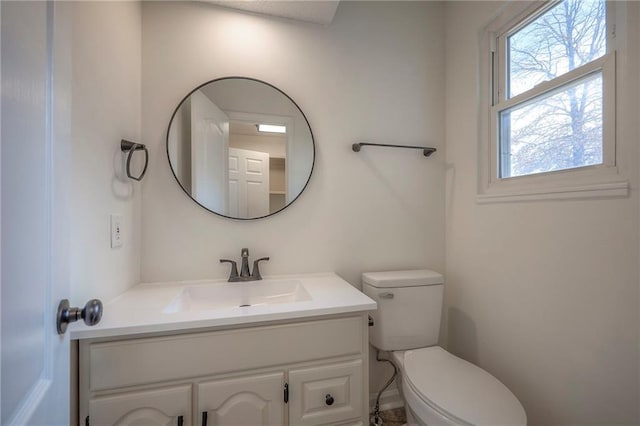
[56,299,103,335]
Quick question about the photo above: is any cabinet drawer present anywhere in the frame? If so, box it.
[89,384,191,426]
[86,316,363,391]
[289,359,363,426]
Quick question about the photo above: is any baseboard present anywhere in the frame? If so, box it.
[369,387,404,413]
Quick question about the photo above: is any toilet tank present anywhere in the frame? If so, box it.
[362,270,444,351]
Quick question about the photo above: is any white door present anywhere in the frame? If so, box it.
[198,372,284,426]
[1,2,72,424]
[190,91,229,213]
[228,148,270,218]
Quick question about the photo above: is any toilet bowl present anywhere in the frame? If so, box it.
[392,348,526,426]
[363,270,526,426]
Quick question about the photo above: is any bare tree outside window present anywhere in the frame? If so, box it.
[500,0,606,178]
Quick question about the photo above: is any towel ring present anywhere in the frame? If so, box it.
[121,139,148,181]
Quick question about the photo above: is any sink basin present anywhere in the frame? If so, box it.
[164,279,312,313]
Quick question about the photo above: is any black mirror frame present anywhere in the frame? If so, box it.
[166,76,316,220]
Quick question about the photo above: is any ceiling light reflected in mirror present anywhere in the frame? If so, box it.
[257,124,287,134]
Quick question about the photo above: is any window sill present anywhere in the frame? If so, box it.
[477,179,629,204]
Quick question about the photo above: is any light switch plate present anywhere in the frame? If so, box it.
[110,214,123,248]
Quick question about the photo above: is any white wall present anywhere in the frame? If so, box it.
[443,2,639,425]
[140,1,445,285]
[70,2,142,304]
[141,0,445,396]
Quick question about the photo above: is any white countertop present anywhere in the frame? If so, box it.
[70,273,377,340]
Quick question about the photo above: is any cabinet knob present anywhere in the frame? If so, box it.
[325,394,334,406]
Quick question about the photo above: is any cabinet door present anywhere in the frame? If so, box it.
[198,372,284,426]
[89,384,191,426]
[289,360,363,426]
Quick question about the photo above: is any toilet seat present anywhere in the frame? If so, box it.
[402,347,526,426]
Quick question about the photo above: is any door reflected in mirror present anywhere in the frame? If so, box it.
[167,77,315,220]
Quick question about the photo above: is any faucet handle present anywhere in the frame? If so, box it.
[251,257,270,280]
[241,248,249,257]
[220,259,239,282]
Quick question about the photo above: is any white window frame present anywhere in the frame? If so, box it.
[478,0,628,203]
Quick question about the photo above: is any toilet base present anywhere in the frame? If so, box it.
[405,405,419,426]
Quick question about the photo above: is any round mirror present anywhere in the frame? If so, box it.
[167,77,315,220]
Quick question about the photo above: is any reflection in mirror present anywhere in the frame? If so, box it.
[167,78,315,220]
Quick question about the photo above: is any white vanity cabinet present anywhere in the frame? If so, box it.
[288,359,364,426]
[77,314,369,426]
[88,385,191,426]
[198,372,285,425]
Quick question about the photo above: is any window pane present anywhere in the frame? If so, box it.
[500,72,603,178]
[508,0,606,98]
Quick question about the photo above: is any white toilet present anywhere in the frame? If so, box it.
[363,270,526,426]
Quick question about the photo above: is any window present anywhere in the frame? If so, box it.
[499,71,604,178]
[479,0,627,202]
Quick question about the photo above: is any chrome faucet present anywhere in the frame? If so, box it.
[220,248,269,282]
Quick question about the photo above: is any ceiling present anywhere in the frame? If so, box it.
[200,0,340,25]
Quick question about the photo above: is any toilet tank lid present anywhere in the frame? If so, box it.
[362,270,443,288]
